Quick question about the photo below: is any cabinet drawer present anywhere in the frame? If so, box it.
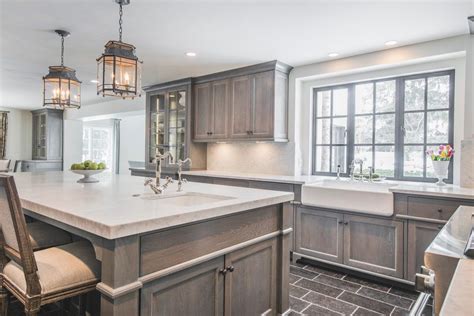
[407,196,466,221]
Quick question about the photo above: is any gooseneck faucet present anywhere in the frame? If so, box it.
[175,158,192,192]
[154,151,174,186]
[144,150,175,194]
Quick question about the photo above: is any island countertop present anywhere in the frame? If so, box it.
[12,171,294,239]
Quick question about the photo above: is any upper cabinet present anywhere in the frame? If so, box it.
[31,108,63,160]
[193,61,292,142]
[145,79,207,171]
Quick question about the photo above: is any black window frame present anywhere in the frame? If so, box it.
[312,69,455,183]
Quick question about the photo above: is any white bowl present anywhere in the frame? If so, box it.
[70,169,106,183]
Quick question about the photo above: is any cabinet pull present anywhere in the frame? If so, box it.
[437,225,443,230]
[344,222,349,225]
[219,268,228,275]
[437,209,443,213]
[249,131,254,135]
[338,220,343,224]
[227,266,235,272]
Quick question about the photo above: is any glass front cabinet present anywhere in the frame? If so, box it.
[145,79,202,171]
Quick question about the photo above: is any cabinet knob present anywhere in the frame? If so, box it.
[438,225,443,230]
[338,220,343,224]
[249,131,254,135]
[344,222,349,225]
[437,209,443,213]
[219,268,227,275]
[227,266,235,272]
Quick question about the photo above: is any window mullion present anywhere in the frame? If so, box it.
[346,85,355,175]
[394,77,404,180]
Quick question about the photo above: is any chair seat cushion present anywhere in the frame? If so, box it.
[27,221,72,250]
[3,240,100,295]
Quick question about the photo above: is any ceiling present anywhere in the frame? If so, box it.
[0,0,472,110]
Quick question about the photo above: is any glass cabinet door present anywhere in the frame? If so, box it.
[168,90,186,162]
[148,88,187,165]
[149,94,166,163]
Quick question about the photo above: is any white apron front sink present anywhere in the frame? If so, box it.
[302,179,397,216]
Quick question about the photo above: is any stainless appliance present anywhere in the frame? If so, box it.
[411,206,474,315]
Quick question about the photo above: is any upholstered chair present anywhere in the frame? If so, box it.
[0,175,101,316]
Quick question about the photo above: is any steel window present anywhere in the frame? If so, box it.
[312,70,454,183]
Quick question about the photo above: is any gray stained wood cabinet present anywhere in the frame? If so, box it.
[295,207,404,278]
[193,61,292,142]
[140,238,277,316]
[194,79,229,140]
[31,108,63,161]
[406,221,442,282]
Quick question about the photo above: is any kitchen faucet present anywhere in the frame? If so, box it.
[144,150,175,194]
[350,159,364,181]
[175,158,192,192]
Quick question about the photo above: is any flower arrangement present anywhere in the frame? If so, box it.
[426,145,454,161]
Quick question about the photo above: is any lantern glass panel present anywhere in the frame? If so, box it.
[115,56,136,92]
[70,80,81,106]
[44,78,60,105]
[97,57,104,92]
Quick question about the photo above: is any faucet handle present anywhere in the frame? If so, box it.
[144,178,154,186]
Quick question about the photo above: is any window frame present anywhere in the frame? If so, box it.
[312,69,455,183]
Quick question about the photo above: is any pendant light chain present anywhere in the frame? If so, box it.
[118,4,123,42]
[60,34,65,66]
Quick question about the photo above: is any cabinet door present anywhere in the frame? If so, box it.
[32,114,39,159]
[194,82,212,140]
[211,80,229,139]
[224,238,277,316]
[230,75,252,139]
[251,71,274,138]
[343,215,404,278]
[141,256,224,316]
[295,207,344,263]
[407,221,442,281]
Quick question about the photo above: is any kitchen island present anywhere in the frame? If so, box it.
[12,171,294,316]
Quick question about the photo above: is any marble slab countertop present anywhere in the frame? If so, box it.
[440,258,474,316]
[388,183,474,200]
[12,172,294,240]
[181,170,325,185]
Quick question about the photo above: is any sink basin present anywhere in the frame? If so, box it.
[139,192,234,206]
[302,179,397,216]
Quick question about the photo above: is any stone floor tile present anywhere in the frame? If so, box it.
[352,307,383,316]
[291,266,319,279]
[343,275,391,292]
[290,273,303,284]
[389,287,420,300]
[357,287,413,310]
[290,284,310,298]
[391,307,410,316]
[315,274,361,292]
[303,291,357,315]
[303,265,346,279]
[295,278,343,298]
[290,296,311,312]
[300,304,342,316]
[338,291,394,315]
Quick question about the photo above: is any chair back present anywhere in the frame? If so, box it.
[0,174,40,295]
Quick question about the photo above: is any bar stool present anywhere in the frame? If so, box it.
[0,175,101,316]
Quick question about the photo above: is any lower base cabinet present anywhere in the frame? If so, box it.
[407,220,442,282]
[343,214,404,278]
[141,238,278,316]
[295,207,404,279]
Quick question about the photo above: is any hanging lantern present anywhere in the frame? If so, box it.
[97,0,142,99]
[43,30,81,109]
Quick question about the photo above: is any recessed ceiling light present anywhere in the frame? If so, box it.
[90,79,98,83]
[185,52,197,57]
[328,52,339,58]
[385,40,398,46]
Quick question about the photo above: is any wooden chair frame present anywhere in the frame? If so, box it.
[0,175,98,316]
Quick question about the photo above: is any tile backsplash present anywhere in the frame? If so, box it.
[206,142,295,175]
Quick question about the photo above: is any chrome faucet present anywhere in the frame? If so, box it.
[368,166,373,182]
[351,159,364,181]
[336,164,341,180]
[154,151,174,186]
[144,176,174,194]
[175,158,192,192]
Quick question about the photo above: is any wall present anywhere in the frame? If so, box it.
[0,107,32,162]
[288,34,471,184]
[206,142,295,175]
[119,114,145,174]
[63,119,83,170]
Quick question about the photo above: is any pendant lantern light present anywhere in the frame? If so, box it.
[97,0,142,99]
[43,30,81,109]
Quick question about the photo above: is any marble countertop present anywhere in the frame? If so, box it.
[440,258,474,316]
[181,170,326,184]
[12,172,294,240]
[388,183,474,200]
[183,170,474,200]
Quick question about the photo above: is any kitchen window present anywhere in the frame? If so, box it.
[312,70,454,182]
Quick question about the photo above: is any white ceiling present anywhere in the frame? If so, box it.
[0,0,472,110]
